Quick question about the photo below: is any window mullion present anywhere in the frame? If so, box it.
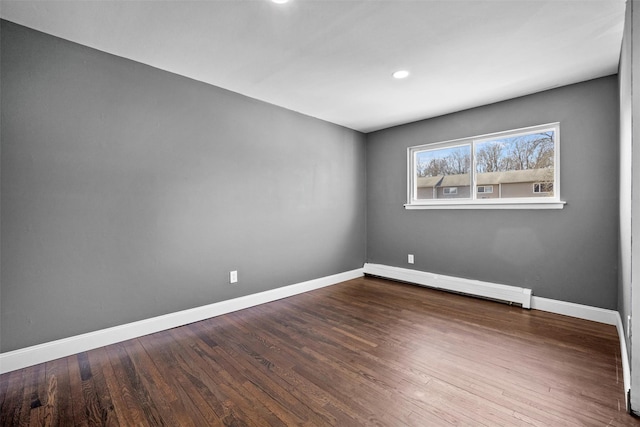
[471,140,477,201]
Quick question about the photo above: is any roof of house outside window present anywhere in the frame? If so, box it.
[416,176,444,188]
[417,169,554,188]
[477,169,554,185]
[440,174,471,187]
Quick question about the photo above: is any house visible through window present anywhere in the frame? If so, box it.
[407,123,563,209]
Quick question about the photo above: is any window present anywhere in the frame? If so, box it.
[533,182,553,194]
[406,123,564,209]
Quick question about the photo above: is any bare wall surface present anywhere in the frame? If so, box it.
[618,0,632,365]
[625,0,640,414]
[0,21,366,352]
[366,76,619,310]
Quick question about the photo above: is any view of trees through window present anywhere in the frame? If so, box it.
[411,126,557,202]
[475,131,554,174]
[416,145,470,177]
[416,132,554,178]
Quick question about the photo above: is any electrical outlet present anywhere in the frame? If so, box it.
[408,254,414,264]
[230,270,238,284]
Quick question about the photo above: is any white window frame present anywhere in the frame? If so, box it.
[406,123,565,210]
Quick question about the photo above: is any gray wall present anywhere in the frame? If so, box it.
[619,0,640,413]
[0,21,366,352]
[618,0,632,373]
[367,76,619,309]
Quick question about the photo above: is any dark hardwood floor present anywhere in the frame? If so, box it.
[1,276,637,426]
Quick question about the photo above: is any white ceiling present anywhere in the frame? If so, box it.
[0,0,626,133]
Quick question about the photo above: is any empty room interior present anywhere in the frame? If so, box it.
[3,0,640,425]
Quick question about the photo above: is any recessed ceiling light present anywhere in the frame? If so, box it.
[392,70,410,79]
[272,0,289,4]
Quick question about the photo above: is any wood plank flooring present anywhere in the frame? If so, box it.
[1,276,638,426]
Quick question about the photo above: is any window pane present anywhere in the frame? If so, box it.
[475,131,555,199]
[415,145,471,200]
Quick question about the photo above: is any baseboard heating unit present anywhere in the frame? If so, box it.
[363,263,532,309]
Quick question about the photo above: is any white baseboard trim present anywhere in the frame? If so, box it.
[363,263,532,308]
[529,296,619,325]
[0,268,364,374]
[615,313,632,408]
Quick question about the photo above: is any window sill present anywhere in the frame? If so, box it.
[404,200,566,210]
